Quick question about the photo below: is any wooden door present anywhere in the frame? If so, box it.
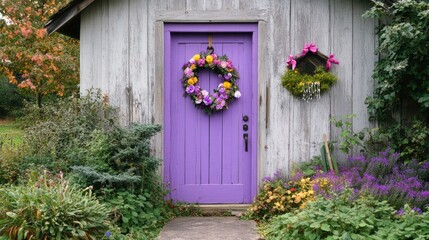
[164,24,258,203]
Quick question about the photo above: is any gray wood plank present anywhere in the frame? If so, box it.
[156,10,268,22]
[129,0,149,123]
[80,0,103,92]
[107,0,130,125]
[330,0,354,159]
[289,0,312,166]
[167,0,186,10]
[205,0,222,10]
[221,0,239,10]
[308,0,331,159]
[265,0,292,176]
[186,0,206,10]
[352,0,376,133]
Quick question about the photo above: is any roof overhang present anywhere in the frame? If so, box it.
[44,0,96,39]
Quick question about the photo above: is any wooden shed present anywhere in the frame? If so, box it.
[46,0,377,204]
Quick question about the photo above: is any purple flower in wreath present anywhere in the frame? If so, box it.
[224,73,232,80]
[218,87,226,94]
[186,85,195,94]
[215,98,226,110]
[212,93,219,98]
[203,95,213,105]
[194,86,201,94]
[184,67,194,77]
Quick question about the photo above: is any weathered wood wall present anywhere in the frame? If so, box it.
[80,0,376,178]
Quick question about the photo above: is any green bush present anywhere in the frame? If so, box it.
[264,192,395,240]
[0,172,109,240]
[20,89,116,168]
[70,123,162,192]
[0,146,23,184]
[0,76,25,118]
[103,190,171,237]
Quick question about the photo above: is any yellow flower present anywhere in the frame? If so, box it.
[193,54,201,61]
[206,55,213,63]
[223,81,232,89]
[187,77,198,85]
[190,64,196,70]
[228,68,233,72]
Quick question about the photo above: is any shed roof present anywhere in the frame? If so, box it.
[44,0,96,39]
[45,0,394,39]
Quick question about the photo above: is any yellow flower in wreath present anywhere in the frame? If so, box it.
[223,81,232,89]
[193,54,201,61]
[206,55,213,64]
[188,77,198,85]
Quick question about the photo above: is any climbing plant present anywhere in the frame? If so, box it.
[364,0,429,122]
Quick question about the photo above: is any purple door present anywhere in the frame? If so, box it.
[164,24,258,203]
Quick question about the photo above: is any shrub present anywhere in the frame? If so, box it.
[0,145,24,184]
[264,191,395,240]
[245,171,315,221]
[0,172,109,240]
[70,123,162,192]
[20,89,116,170]
[102,190,171,236]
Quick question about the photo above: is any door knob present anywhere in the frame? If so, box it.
[243,124,248,131]
[243,133,248,152]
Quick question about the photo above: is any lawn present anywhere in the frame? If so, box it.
[0,119,23,146]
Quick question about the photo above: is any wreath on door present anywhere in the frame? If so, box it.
[181,51,241,114]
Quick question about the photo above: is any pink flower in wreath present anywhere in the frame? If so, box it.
[201,90,209,97]
[184,67,194,77]
[212,53,217,59]
[189,58,196,64]
[195,95,203,104]
[215,98,226,110]
[220,61,228,69]
[198,58,205,67]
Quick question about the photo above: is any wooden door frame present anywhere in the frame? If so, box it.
[153,14,269,197]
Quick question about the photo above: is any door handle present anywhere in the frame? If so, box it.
[243,133,248,152]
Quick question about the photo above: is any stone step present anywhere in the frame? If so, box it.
[198,204,251,217]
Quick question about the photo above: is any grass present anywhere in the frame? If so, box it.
[0,119,23,146]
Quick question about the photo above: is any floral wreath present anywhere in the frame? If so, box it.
[282,43,339,101]
[182,51,241,114]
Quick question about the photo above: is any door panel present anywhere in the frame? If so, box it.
[165,30,256,203]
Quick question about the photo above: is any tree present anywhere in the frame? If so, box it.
[0,0,79,107]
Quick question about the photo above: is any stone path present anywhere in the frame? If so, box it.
[157,217,263,240]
